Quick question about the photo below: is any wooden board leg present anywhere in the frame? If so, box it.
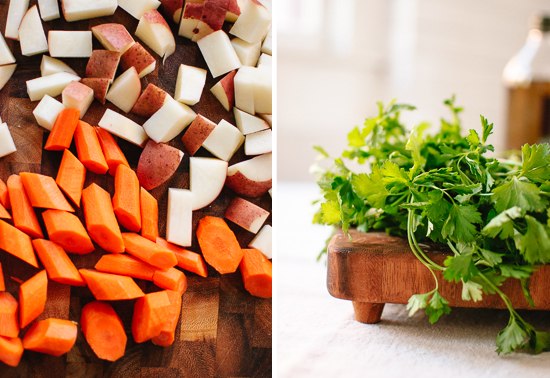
[352,302,385,324]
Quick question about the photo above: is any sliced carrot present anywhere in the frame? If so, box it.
[81,301,127,362]
[44,108,80,151]
[82,183,124,253]
[19,270,48,329]
[95,127,130,176]
[240,248,272,298]
[0,219,38,268]
[32,239,85,287]
[0,178,10,209]
[0,262,4,291]
[113,165,141,232]
[156,237,208,277]
[22,318,77,356]
[196,216,243,274]
[151,290,182,347]
[140,187,158,242]
[56,149,86,207]
[7,175,44,239]
[122,233,177,270]
[19,172,74,212]
[0,292,19,338]
[42,209,95,254]
[131,290,171,343]
[153,268,187,294]
[0,202,10,219]
[74,121,109,175]
[79,269,145,301]
[95,253,157,281]
[0,335,23,367]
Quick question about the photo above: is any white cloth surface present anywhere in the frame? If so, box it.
[277,181,550,378]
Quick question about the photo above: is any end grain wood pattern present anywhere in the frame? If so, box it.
[327,229,550,324]
[0,1,271,377]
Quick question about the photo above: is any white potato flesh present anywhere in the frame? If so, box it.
[234,66,255,114]
[231,37,261,67]
[5,0,30,40]
[0,64,17,93]
[249,225,272,259]
[118,0,161,19]
[26,72,81,101]
[105,67,141,113]
[229,0,271,44]
[61,0,117,22]
[259,113,272,127]
[257,53,272,68]
[190,157,228,210]
[62,81,94,119]
[0,34,16,66]
[227,152,272,181]
[234,108,269,135]
[166,188,193,247]
[40,56,77,77]
[197,30,241,78]
[19,6,49,56]
[135,11,175,60]
[261,26,272,55]
[0,123,17,158]
[37,0,60,21]
[48,31,93,58]
[98,108,149,147]
[174,64,207,106]
[245,129,272,155]
[143,97,196,143]
[202,119,244,161]
[33,95,65,131]
[253,66,272,114]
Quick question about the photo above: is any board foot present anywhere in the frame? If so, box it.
[352,302,385,324]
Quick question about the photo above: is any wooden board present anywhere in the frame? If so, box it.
[0,1,272,377]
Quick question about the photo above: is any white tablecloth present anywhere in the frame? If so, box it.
[277,182,550,378]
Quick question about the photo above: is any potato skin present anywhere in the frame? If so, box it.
[137,141,183,190]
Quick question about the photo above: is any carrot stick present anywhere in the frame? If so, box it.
[22,318,77,356]
[156,237,208,277]
[95,253,157,281]
[19,172,74,212]
[113,165,141,232]
[95,127,130,176]
[0,292,19,338]
[81,301,127,361]
[131,290,171,343]
[151,290,181,347]
[44,108,80,151]
[82,183,124,253]
[140,187,158,242]
[0,178,10,209]
[7,175,44,239]
[153,267,187,294]
[240,248,272,298]
[32,239,85,287]
[42,209,95,254]
[56,149,86,207]
[19,270,48,328]
[79,269,145,301]
[0,202,10,219]
[122,233,177,270]
[0,219,38,268]
[74,121,109,175]
[0,262,4,291]
[196,216,243,274]
[0,335,23,367]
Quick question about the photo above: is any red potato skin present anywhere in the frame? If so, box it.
[131,83,168,118]
[181,115,216,156]
[183,2,203,20]
[220,70,236,109]
[86,50,121,81]
[200,2,226,30]
[226,0,241,16]
[80,78,110,104]
[159,0,184,23]
[137,140,184,190]
[63,81,93,102]
[225,171,272,197]
[224,197,269,230]
[142,9,171,28]
[120,43,156,77]
[91,24,135,52]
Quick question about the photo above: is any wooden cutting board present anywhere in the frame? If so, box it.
[0,1,272,377]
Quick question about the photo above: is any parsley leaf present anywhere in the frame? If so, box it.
[518,215,550,264]
[444,253,478,283]
[496,318,527,354]
[426,291,451,324]
[492,176,547,213]
[406,292,430,316]
[481,206,523,239]
[462,280,483,302]
[442,203,482,243]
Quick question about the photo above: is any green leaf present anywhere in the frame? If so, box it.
[499,264,535,279]
[389,103,416,113]
[320,201,341,225]
[472,272,507,295]
[442,203,482,243]
[444,253,478,283]
[521,277,535,308]
[462,280,483,302]
[529,330,550,354]
[466,129,480,148]
[406,123,429,166]
[426,291,451,324]
[352,169,389,209]
[496,318,527,354]
[423,191,451,222]
[347,126,366,147]
[492,176,547,213]
[480,115,494,144]
[481,206,523,239]
[406,292,431,316]
[380,160,410,187]
[521,143,550,181]
[518,215,550,264]
[313,145,330,158]
[478,248,503,267]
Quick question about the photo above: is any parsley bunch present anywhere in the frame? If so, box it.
[312,96,550,354]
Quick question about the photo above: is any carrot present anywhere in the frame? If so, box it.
[44,108,80,151]
[56,149,86,207]
[0,292,19,338]
[74,121,109,175]
[81,301,127,361]
[113,165,141,232]
[19,270,48,328]
[79,269,145,301]
[151,290,182,347]
[196,216,243,274]
[32,239,85,287]
[42,209,95,254]
[22,318,77,356]
[140,187,158,242]
[0,219,38,268]
[82,183,124,253]
[7,175,44,239]
[95,127,130,176]
[153,267,187,294]
[156,237,208,277]
[122,233,177,270]
[95,253,157,281]
[239,248,272,298]
[0,335,23,367]
[0,262,4,291]
[19,172,74,212]
[0,202,10,219]
[0,178,10,209]
[131,290,171,343]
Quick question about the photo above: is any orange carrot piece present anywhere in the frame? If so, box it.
[122,233,177,270]
[95,254,157,281]
[0,292,19,338]
[140,187,158,242]
[22,318,77,356]
[79,269,145,301]
[151,290,182,347]
[44,108,80,151]
[113,165,141,232]
[7,175,44,239]
[131,290,171,343]
[95,127,130,176]
[153,268,187,294]
[240,248,272,298]
[32,239,85,287]
[156,237,208,277]
[0,263,4,291]
[196,216,243,274]
[74,121,109,174]
[19,270,48,329]
[56,149,86,207]
[81,301,127,362]
[19,172,74,212]
[42,209,95,254]
[0,202,10,219]
[82,183,124,253]
[0,335,23,367]
[0,178,10,209]
[0,220,38,268]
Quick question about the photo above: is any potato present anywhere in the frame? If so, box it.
[120,42,156,78]
[85,50,121,82]
[131,83,169,118]
[181,114,216,156]
[80,78,110,104]
[91,23,135,53]
[137,140,184,190]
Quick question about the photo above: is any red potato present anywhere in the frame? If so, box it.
[224,196,269,233]
[225,153,272,197]
[210,70,236,111]
[225,0,241,22]
[135,10,176,60]
[91,23,135,53]
[85,50,121,83]
[131,83,169,118]
[61,81,94,119]
[159,0,184,23]
[191,2,226,42]
[120,42,156,78]
[181,114,216,156]
[178,2,203,39]
[137,140,184,190]
[80,78,110,104]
